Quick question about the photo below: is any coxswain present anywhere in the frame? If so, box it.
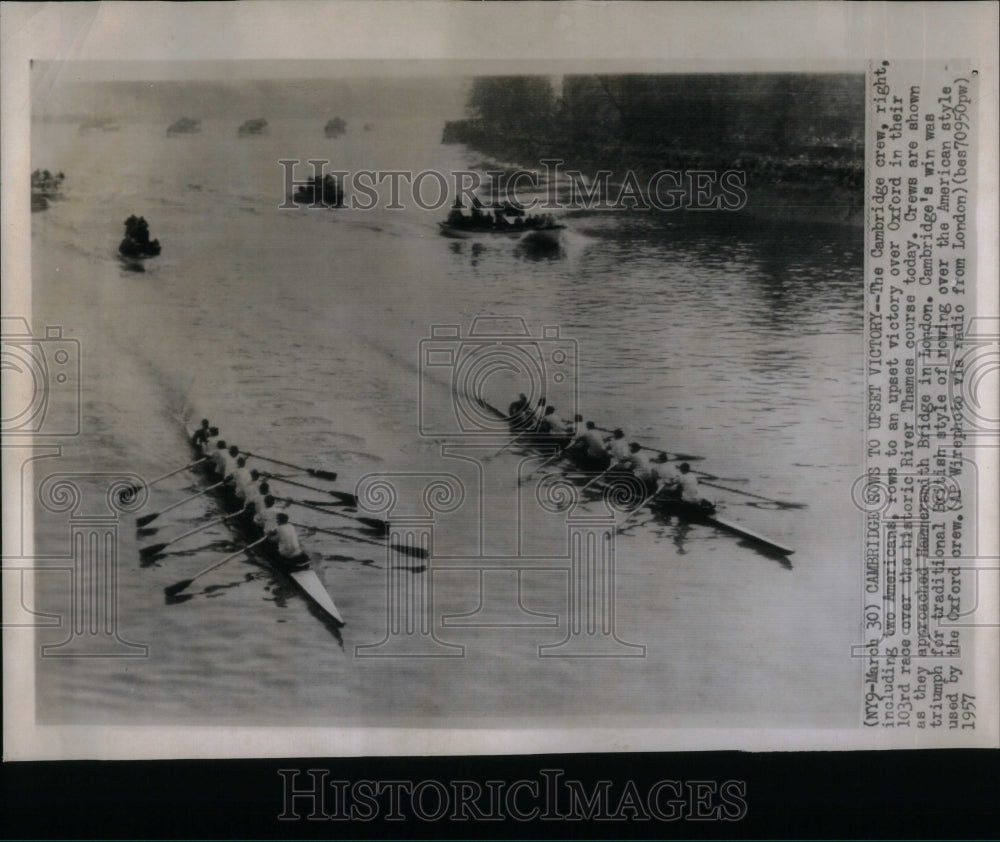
[191,419,211,447]
[199,427,220,456]
[508,392,529,419]
[606,428,630,466]
[254,494,281,533]
[271,513,309,568]
[676,463,702,504]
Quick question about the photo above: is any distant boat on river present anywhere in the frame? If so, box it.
[238,118,268,136]
[167,118,202,136]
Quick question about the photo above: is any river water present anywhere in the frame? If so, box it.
[29,113,864,731]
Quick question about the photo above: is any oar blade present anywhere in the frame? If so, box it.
[391,542,429,560]
[327,491,358,506]
[140,542,168,559]
[136,512,159,528]
[309,469,339,481]
[164,578,193,598]
[358,517,388,534]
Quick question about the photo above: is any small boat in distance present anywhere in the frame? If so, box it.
[324,117,347,138]
[78,117,120,134]
[167,118,201,136]
[439,203,565,241]
[238,118,268,136]
[118,216,161,271]
[292,173,344,208]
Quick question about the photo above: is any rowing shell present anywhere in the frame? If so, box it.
[490,405,795,557]
[185,424,344,624]
[437,221,566,240]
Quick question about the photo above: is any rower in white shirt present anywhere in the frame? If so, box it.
[272,513,309,568]
[538,405,570,438]
[211,440,229,474]
[675,462,702,504]
[254,495,281,533]
[606,428,630,466]
[569,420,611,471]
[627,442,652,482]
[231,459,255,500]
[649,452,681,493]
[247,480,271,514]
[219,445,241,482]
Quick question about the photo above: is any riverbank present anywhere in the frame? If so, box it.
[444,122,863,229]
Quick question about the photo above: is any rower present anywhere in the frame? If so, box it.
[219,445,241,481]
[191,419,211,447]
[254,494,281,533]
[538,405,570,438]
[676,463,703,504]
[211,440,229,474]
[569,421,611,470]
[650,452,680,494]
[271,513,309,568]
[606,428,630,467]
[249,480,271,514]
[230,458,254,500]
[627,442,652,484]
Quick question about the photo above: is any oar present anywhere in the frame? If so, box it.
[240,450,338,482]
[293,521,428,560]
[164,536,268,597]
[140,508,246,559]
[521,443,571,483]
[261,473,357,505]
[281,497,388,533]
[136,482,225,528]
[125,457,208,495]
[699,480,806,510]
[593,426,702,461]
[487,427,537,460]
